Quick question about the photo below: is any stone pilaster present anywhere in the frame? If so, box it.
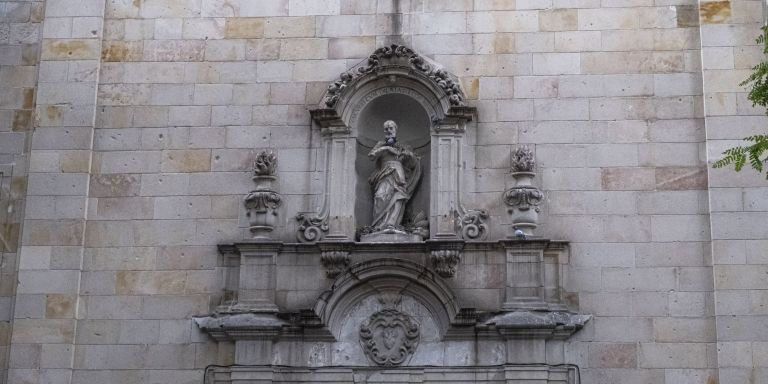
[431,123,464,239]
[324,131,356,240]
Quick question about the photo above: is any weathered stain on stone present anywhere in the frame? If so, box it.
[588,343,637,368]
[116,270,186,295]
[700,1,731,24]
[656,167,708,190]
[22,220,84,246]
[46,294,75,318]
[22,88,35,109]
[22,43,39,65]
[676,5,700,27]
[41,39,100,60]
[60,151,91,173]
[493,33,515,54]
[653,53,684,73]
[464,77,479,99]
[143,40,205,62]
[602,167,655,191]
[10,319,75,344]
[30,2,44,22]
[0,223,20,252]
[12,110,32,132]
[132,0,142,8]
[226,18,265,39]
[0,323,10,345]
[564,292,579,308]
[10,177,27,200]
[45,105,61,123]
[162,150,212,173]
[89,174,140,197]
[102,41,142,62]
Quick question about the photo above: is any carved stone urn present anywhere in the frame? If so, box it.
[503,146,543,237]
[244,151,282,239]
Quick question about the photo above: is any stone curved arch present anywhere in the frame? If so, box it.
[317,44,467,128]
[313,258,460,338]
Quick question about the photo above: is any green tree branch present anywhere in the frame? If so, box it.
[713,26,768,178]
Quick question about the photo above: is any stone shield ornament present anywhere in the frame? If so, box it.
[359,295,420,366]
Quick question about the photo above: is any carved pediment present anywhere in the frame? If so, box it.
[322,44,466,108]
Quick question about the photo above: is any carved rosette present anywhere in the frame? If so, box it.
[245,151,282,239]
[430,249,462,278]
[320,250,350,279]
[456,208,489,241]
[323,44,466,108]
[503,146,542,236]
[359,294,420,367]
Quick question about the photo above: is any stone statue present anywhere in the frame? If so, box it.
[364,120,422,240]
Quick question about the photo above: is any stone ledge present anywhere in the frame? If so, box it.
[482,310,591,340]
[195,309,591,343]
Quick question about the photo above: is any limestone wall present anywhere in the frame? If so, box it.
[0,0,44,381]
[700,1,768,383]
[1,0,765,383]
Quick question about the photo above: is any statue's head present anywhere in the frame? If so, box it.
[383,120,397,139]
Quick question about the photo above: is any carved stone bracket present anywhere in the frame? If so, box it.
[320,251,350,279]
[455,207,489,241]
[359,294,420,366]
[427,240,464,278]
[323,44,466,108]
[430,249,462,278]
[318,242,353,278]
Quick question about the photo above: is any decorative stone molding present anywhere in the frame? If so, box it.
[455,206,489,241]
[295,211,329,243]
[503,146,542,236]
[429,249,462,278]
[320,250,350,279]
[323,44,466,108]
[359,293,420,367]
[245,151,282,239]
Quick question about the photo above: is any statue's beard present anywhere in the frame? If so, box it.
[385,136,397,146]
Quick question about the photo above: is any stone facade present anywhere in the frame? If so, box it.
[0,0,766,383]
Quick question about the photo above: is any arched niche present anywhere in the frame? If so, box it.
[313,258,459,339]
[352,90,432,234]
[301,45,483,243]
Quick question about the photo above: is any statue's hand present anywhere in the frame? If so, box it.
[383,146,399,156]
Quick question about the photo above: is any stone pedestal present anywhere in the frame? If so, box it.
[503,244,546,310]
[360,229,423,243]
[233,242,281,313]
